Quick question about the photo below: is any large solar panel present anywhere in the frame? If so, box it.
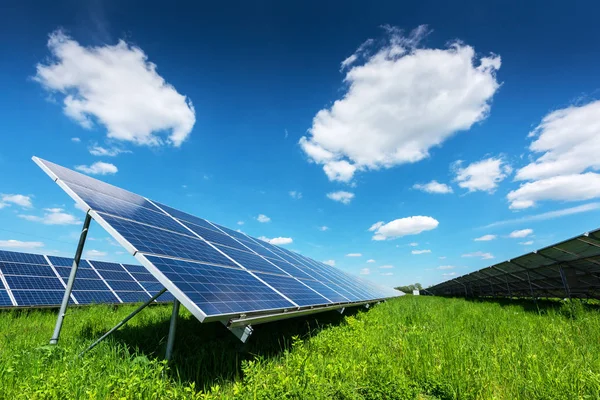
[0,250,172,308]
[427,228,600,300]
[33,157,399,323]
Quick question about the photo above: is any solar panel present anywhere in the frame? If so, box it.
[427,229,600,299]
[33,157,399,323]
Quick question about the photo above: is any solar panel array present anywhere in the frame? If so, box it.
[427,229,600,300]
[0,249,174,307]
[34,157,399,323]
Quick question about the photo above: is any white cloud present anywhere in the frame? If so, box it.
[509,229,533,238]
[75,161,118,175]
[326,191,355,204]
[18,208,81,225]
[366,259,376,263]
[379,265,394,269]
[256,214,271,223]
[258,236,293,245]
[359,268,371,275]
[346,253,362,257]
[323,260,336,266]
[474,234,496,241]
[483,202,600,228]
[439,256,447,259]
[437,265,455,270]
[412,249,431,254]
[289,191,302,200]
[380,272,394,276]
[299,25,501,183]
[413,180,453,194]
[520,241,534,245]
[0,240,44,250]
[507,173,600,209]
[369,216,439,240]
[409,242,419,247]
[509,100,600,208]
[454,157,512,193]
[442,272,456,276]
[85,249,107,258]
[318,226,329,231]
[34,30,195,147]
[71,137,81,142]
[74,202,88,212]
[0,194,33,208]
[89,145,130,157]
[237,221,244,225]
[462,251,494,260]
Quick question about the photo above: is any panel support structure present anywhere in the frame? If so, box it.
[50,213,92,345]
[80,288,167,357]
[559,266,571,299]
[165,299,180,362]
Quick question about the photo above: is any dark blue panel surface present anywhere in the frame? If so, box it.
[253,273,330,307]
[180,221,248,251]
[214,245,287,276]
[0,290,12,306]
[233,239,280,259]
[100,214,236,267]
[115,291,151,303]
[0,262,56,277]
[4,275,64,290]
[299,279,350,303]
[153,202,219,232]
[73,290,119,304]
[0,251,47,265]
[12,290,65,306]
[72,278,110,291]
[263,258,316,280]
[47,256,75,267]
[89,261,131,272]
[104,280,143,292]
[54,267,100,280]
[146,256,294,316]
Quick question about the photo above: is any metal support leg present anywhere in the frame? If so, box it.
[165,299,180,362]
[79,288,167,357]
[559,266,571,299]
[50,214,92,345]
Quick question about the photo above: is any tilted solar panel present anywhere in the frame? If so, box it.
[33,157,399,323]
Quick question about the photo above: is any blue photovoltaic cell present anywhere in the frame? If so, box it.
[0,290,12,306]
[0,250,47,265]
[47,256,75,267]
[253,272,330,307]
[234,239,281,259]
[145,255,294,316]
[299,279,349,303]
[214,245,287,276]
[0,262,56,277]
[5,275,65,290]
[88,261,128,272]
[11,290,65,306]
[73,290,119,304]
[180,221,249,251]
[153,202,219,232]
[99,214,236,267]
[54,267,100,280]
[211,223,254,242]
[121,263,149,274]
[116,291,151,303]
[262,257,317,280]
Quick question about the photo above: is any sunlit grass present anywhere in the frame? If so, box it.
[0,296,599,399]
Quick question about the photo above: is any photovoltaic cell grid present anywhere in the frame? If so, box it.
[427,229,600,300]
[0,250,171,307]
[34,157,400,321]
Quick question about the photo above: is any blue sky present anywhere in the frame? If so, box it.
[1,0,600,288]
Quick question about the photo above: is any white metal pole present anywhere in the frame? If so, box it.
[165,299,180,362]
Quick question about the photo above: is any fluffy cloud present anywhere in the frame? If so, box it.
[75,161,118,175]
[89,145,130,157]
[18,208,81,225]
[484,202,600,228]
[509,100,600,208]
[442,272,457,276]
[258,236,293,245]
[366,259,376,263]
[474,234,496,241]
[326,191,355,204]
[509,228,533,238]
[413,180,453,194]
[437,265,455,270]
[412,249,431,254]
[299,25,501,183]
[360,268,371,275]
[0,194,33,208]
[85,249,107,258]
[71,137,81,142]
[369,216,439,240]
[409,242,419,247]
[318,226,329,231]
[462,251,494,260]
[346,253,362,257]
[237,221,244,225]
[0,240,44,249]
[323,260,336,266]
[379,265,394,269]
[256,214,271,223]
[34,30,195,147]
[454,157,512,193]
[380,272,394,276]
[520,241,534,245]
[289,191,302,200]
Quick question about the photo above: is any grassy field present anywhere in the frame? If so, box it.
[1,296,599,399]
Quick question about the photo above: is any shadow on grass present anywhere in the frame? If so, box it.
[462,296,600,315]
[81,304,366,390]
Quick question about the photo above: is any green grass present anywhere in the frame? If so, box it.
[1,296,599,399]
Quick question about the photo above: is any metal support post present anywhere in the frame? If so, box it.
[165,299,180,362]
[79,288,167,357]
[50,213,92,345]
[505,276,512,298]
[559,266,571,299]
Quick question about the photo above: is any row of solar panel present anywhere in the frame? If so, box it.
[0,249,174,307]
[427,229,600,300]
[36,158,399,319]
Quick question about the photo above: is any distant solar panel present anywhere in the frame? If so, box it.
[427,229,600,300]
[33,157,399,326]
[0,250,172,308]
